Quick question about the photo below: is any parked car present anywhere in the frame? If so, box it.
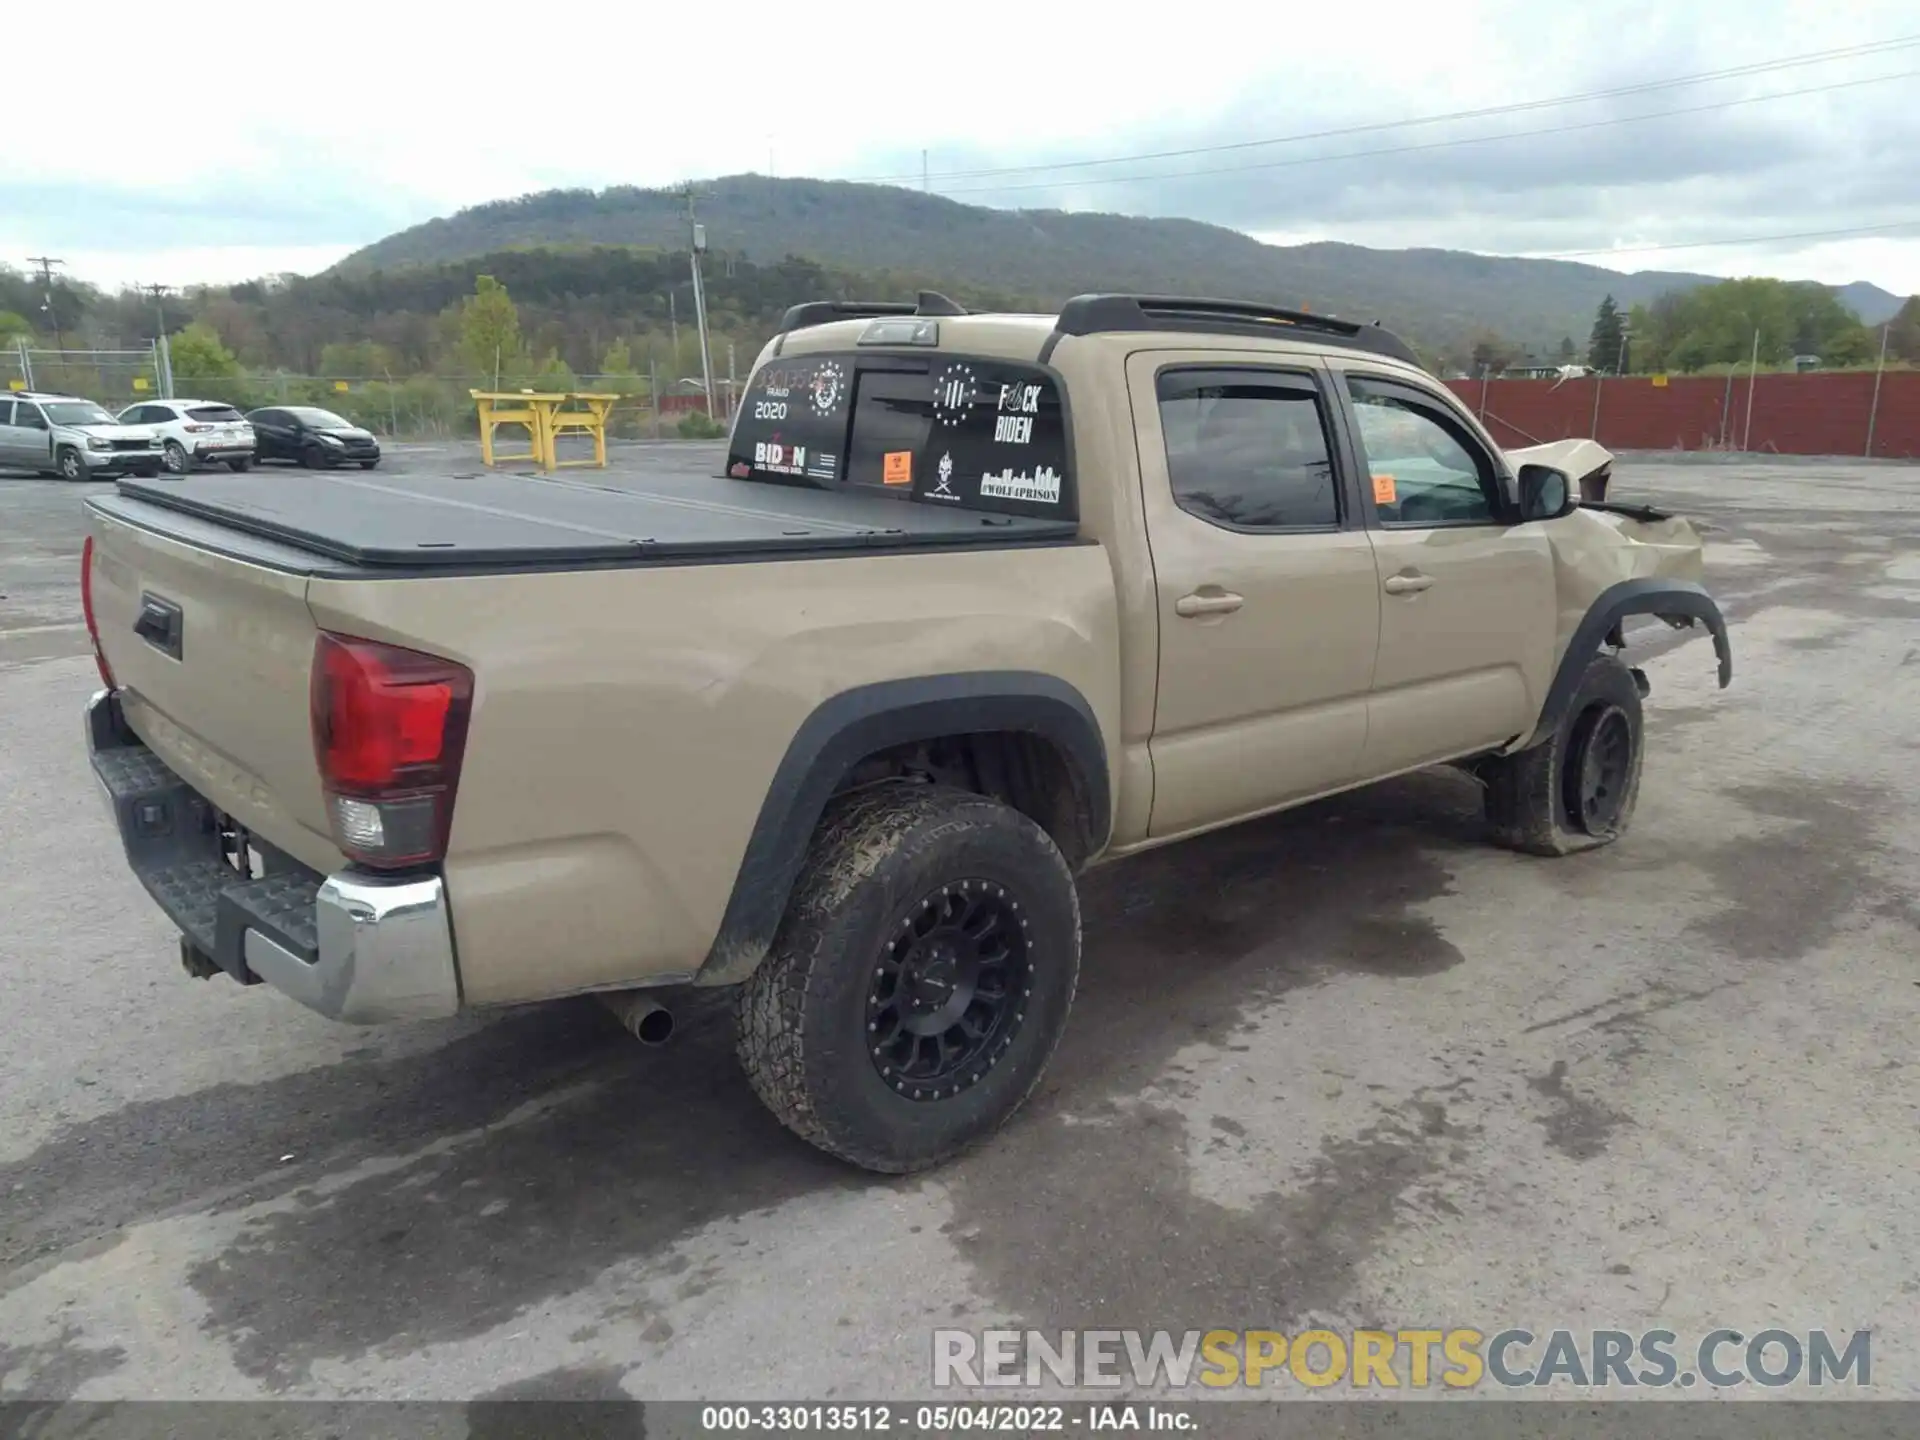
[117,398,256,473]
[1,391,162,479]
[82,290,1733,1174]
[245,406,380,468]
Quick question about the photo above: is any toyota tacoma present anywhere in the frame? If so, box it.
[80,292,1732,1173]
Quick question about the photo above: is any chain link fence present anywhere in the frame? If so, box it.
[3,350,741,442]
[3,344,169,408]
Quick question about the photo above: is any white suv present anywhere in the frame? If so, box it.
[117,398,256,473]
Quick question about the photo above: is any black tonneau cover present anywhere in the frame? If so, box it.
[109,466,1078,571]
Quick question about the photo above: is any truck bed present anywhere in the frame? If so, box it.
[102,464,1079,574]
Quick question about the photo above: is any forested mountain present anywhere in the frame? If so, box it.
[337,174,1908,352]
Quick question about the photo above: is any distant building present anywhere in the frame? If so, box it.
[1505,363,1595,381]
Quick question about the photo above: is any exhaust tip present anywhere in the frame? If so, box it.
[601,991,676,1045]
[634,1006,674,1046]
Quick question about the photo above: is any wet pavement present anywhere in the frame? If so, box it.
[2,447,1916,1406]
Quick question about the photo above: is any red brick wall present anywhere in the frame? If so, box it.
[1443,372,1920,459]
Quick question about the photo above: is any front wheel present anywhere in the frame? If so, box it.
[227,457,252,472]
[358,459,378,470]
[1482,652,1645,856]
[735,785,1082,1174]
[57,448,85,481]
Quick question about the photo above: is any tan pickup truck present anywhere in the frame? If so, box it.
[82,292,1732,1173]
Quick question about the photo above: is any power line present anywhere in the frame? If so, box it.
[1522,218,1920,262]
[852,34,1920,187]
[927,68,1920,196]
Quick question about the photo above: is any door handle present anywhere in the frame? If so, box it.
[1175,589,1244,618]
[1383,573,1433,595]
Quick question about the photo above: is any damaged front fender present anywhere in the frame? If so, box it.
[1524,577,1734,749]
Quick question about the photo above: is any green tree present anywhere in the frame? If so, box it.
[1468,331,1517,375]
[168,321,240,380]
[1587,295,1625,373]
[457,275,527,386]
[1885,295,1920,363]
[532,349,577,392]
[1556,335,1577,364]
[318,339,401,378]
[0,309,31,344]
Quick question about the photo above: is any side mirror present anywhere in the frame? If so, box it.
[1517,464,1575,521]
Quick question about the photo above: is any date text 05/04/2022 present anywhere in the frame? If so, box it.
[697,1403,1196,1432]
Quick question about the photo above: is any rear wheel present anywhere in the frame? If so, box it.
[1483,652,1644,856]
[162,440,189,474]
[57,447,84,481]
[735,784,1081,1174]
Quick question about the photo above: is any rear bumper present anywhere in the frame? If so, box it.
[86,689,460,1024]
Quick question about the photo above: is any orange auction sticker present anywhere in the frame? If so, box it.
[884,451,913,486]
[1372,472,1397,505]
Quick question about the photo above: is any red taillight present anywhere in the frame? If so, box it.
[80,535,114,689]
[310,632,473,868]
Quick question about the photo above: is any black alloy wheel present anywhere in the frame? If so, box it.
[867,881,1031,1102]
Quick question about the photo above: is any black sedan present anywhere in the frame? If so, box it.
[244,406,381,469]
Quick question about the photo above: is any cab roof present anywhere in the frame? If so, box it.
[768,290,1424,370]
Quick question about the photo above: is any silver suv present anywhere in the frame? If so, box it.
[0,392,164,480]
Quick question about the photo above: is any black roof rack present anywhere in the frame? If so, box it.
[1051,294,1422,367]
[778,289,967,334]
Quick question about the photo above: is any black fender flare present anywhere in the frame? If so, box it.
[1523,579,1732,749]
[695,672,1110,985]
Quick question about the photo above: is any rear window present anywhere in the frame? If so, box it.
[187,405,244,423]
[726,351,1074,521]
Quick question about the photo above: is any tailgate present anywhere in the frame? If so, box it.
[88,507,339,872]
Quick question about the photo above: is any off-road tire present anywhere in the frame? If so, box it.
[1483,651,1644,856]
[57,447,84,481]
[735,784,1081,1174]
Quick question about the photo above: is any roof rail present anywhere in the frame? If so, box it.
[1052,293,1422,367]
[777,289,967,334]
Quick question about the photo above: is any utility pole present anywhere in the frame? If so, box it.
[669,291,679,357]
[1865,322,1891,459]
[27,255,66,352]
[1742,326,1760,452]
[141,284,174,397]
[680,183,716,417]
[922,149,929,192]
[140,282,170,338]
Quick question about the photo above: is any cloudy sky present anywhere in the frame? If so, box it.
[5,0,1918,295]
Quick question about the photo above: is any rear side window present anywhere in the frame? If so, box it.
[727,352,1074,520]
[15,403,47,430]
[188,405,244,422]
[1156,370,1340,530]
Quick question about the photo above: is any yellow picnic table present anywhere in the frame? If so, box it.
[471,390,621,472]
